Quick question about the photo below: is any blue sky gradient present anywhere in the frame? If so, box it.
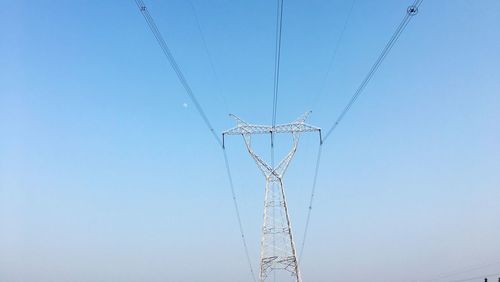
[1,1,499,281]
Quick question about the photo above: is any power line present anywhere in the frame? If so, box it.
[299,0,422,263]
[134,2,256,280]
[447,274,500,282]
[272,0,285,128]
[423,260,500,282]
[299,0,357,261]
[187,0,230,114]
[223,149,258,282]
[299,142,323,261]
[134,0,221,147]
[323,0,423,143]
[310,0,357,110]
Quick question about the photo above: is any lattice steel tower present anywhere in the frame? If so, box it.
[223,112,321,282]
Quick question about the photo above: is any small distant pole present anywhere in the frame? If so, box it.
[484,278,487,282]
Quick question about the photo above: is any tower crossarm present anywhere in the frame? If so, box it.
[222,112,322,149]
[223,122,320,136]
[272,123,320,134]
[222,113,322,180]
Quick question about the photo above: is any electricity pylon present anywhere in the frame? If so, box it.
[223,112,321,282]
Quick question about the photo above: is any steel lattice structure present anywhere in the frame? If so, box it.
[223,112,321,282]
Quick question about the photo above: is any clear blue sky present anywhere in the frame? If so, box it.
[1,1,499,281]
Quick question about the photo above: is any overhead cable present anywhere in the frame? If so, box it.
[300,0,422,262]
[270,4,286,278]
[323,0,423,143]
[272,0,285,128]
[223,149,258,282]
[299,143,323,261]
[310,0,357,110]
[446,273,500,282]
[300,0,357,260]
[134,2,256,281]
[134,0,221,147]
[423,259,500,282]
[188,0,230,114]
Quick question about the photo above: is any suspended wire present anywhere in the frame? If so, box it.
[423,259,500,282]
[223,149,258,282]
[270,0,285,194]
[299,1,357,261]
[134,2,256,281]
[299,0,423,263]
[270,4,285,282]
[323,0,423,143]
[187,0,230,114]
[310,0,357,110]
[272,0,285,128]
[134,0,221,147]
[446,273,500,282]
[299,143,323,260]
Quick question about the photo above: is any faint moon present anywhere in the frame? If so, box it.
[182,103,188,108]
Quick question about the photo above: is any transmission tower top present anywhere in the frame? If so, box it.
[223,111,322,148]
